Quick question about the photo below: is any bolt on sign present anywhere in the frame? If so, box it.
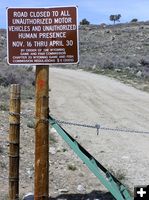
[7,6,79,65]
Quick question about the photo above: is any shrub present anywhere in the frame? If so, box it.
[131,18,138,22]
[67,164,77,171]
[140,58,149,66]
[0,103,8,111]
[0,161,7,169]
[27,120,35,129]
[108,168,126,181]
[0,64,34,87]
[0,145,4,153]
[80,18,90,25]
[49,133,57,144]
[0,75,8,86]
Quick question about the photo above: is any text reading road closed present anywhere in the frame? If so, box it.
[7,7,79,65]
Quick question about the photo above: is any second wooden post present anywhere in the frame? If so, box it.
[34,66,49,199]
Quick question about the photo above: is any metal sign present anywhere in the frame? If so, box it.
[7,6,79,65]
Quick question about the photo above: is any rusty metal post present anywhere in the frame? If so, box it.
[34,66,49,199]
[9,84,21,200]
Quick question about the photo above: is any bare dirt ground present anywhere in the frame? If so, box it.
[0,68,149,199]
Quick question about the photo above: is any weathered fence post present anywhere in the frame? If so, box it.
[34,66,49,199]
[9,84,21,200]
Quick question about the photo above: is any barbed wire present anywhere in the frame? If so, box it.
[1,93,35,101]
[0,175,34,184]
[0,176,8,180]
[9,112,33,119]
[1,110,149,135]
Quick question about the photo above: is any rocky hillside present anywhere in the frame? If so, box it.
[79,22,149,75]
[78,22,149,90]
[1,22,149,90]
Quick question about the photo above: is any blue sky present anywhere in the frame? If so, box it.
[1,0,149,28]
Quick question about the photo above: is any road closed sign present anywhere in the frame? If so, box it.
[7,6,79,65]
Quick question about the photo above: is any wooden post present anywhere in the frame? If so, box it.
[34,66,49,199]
[9,84,21,200]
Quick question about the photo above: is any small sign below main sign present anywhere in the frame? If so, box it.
[7,6,79,65]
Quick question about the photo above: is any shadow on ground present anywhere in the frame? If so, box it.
[49,190,115,200]
[23,190,115,200]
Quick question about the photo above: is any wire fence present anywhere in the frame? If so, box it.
[1,93,149,135]
[1,107,149,135]
[1,91,35,102]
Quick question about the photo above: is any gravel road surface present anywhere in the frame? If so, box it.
[50,68,149,193]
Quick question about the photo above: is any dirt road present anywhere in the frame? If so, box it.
[1,67,149,199]
[49,68,149,193]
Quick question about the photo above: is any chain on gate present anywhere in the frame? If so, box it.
[8,112,149,135]
[51,116,149,135]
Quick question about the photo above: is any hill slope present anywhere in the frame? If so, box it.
[1,22,149,90]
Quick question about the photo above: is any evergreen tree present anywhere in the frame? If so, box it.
[80,18,90,25]
[109,14,121,24]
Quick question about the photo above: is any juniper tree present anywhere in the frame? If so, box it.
[80,18,90,25]
[109,14,121,24]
